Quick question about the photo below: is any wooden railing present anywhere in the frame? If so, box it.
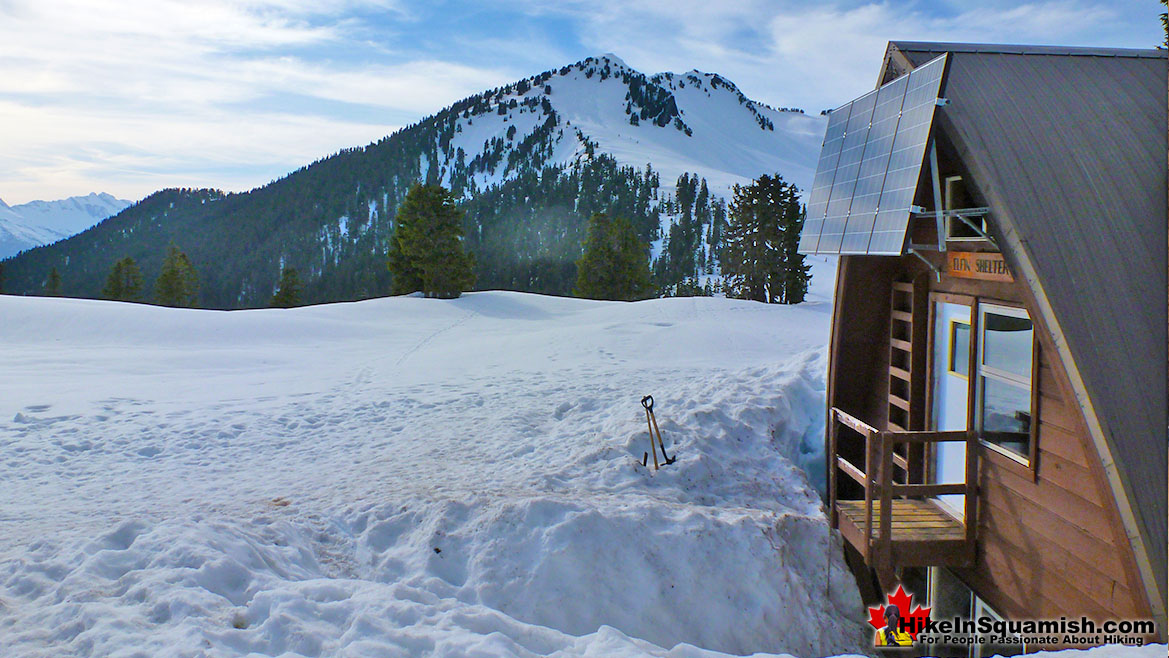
[828,407,977,570]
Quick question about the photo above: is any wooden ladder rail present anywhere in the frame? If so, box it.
[830,408,882,561]
[888,281,916,433]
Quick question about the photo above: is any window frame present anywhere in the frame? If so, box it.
[946,318,971,379]
[972,596,1025,658]
[974,302,1038,469]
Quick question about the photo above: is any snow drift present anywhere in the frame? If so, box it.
[0,277,882,656]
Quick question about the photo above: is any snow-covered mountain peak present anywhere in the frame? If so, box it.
[597,52,629,69]
[0,192,132,259]
[421,54,825,198]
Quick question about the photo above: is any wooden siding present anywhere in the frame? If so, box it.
[929,255,1152,624]
[955,338,1153,624]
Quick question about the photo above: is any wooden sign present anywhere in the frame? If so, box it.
[946,251,1013,282]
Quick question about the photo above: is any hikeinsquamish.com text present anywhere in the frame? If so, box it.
[915,616,1155,648]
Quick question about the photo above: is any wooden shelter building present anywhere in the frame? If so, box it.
[798,41,1167,651]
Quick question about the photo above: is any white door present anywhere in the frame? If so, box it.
[932,302,970,519]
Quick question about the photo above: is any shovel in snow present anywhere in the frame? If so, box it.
[641,395,676,470]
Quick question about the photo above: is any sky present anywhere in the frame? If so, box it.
[0,0,1162,205]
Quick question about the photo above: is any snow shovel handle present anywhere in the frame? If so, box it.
[640,395,654,412]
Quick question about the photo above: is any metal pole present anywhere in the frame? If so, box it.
[929,143,946,252]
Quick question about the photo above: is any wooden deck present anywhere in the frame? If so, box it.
[836,499,973,568]
[837,499,965,541]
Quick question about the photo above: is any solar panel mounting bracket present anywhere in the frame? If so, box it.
[929,143,946,252]
[910,207,998,248]
[906,247,943,282]
[950,210,998,248]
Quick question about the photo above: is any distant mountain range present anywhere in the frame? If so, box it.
[0,54,824,306]
[0,193,131,259]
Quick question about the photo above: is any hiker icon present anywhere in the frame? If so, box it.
[873,604,913,647]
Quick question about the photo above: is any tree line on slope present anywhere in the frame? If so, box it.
[0,47,812,307]
[40,243,304,309]
[1,172,809,306]
[383,175,808,304]
[0,153,660,307]
[41,244,201,307]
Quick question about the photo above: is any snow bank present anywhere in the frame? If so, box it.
[1003,645,1166,658]
[0,290,869,656]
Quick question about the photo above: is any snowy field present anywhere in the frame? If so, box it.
[0,259,876,657]
[1,256,1159,658]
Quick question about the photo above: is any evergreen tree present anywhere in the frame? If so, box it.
[1162,0,1168,48]
[778,203,811,305]
[102,257,144,301]
[44,267,62,297]
[0,262,4,294]
[270,266,303,308]
[388,184,475,298]
[574,212,652,301]
[154,244,200,307]
[721,174,810,304]
[654,172,715,289]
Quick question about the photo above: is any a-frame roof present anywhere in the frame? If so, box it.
[884,40,1167,616]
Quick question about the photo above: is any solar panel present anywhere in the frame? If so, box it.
[839,74,907,253]
[798,106,850,253]
[817,89,877,253]
[799,54,948,255]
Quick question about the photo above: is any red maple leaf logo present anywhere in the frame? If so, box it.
[867,585,932,641]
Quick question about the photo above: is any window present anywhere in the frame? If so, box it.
[927,568,974,658]
[973,597,1024,658]
[948,320,970,377]
[976,304,1033,461]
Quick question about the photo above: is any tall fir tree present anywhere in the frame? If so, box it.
[574,212,652,301]
[44,267,62,297]
[1162,0,1168,48]
[270,266,303,308]
[387,184,475,298]
[154,244,200,307]
[720,174,810,304]
[102,257,144,301]
[777,199,810,305]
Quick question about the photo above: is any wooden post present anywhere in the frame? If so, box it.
[908,275,929,482]
[864,428,874,561]
[963,429,978,563]
[829,409,839,527]
[880,432,894,574]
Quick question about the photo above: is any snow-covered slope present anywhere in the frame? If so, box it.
[0,56,822,303]
[0,193,131,259]
[432,54,825,197]
[0,285,874,656]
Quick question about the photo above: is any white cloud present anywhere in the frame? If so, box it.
[0,0,514,202]
[0,0,1159,203]
[514,0,1158,112]
[0,99,398,201]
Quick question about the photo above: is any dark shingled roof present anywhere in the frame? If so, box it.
[890,41,1167,610]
